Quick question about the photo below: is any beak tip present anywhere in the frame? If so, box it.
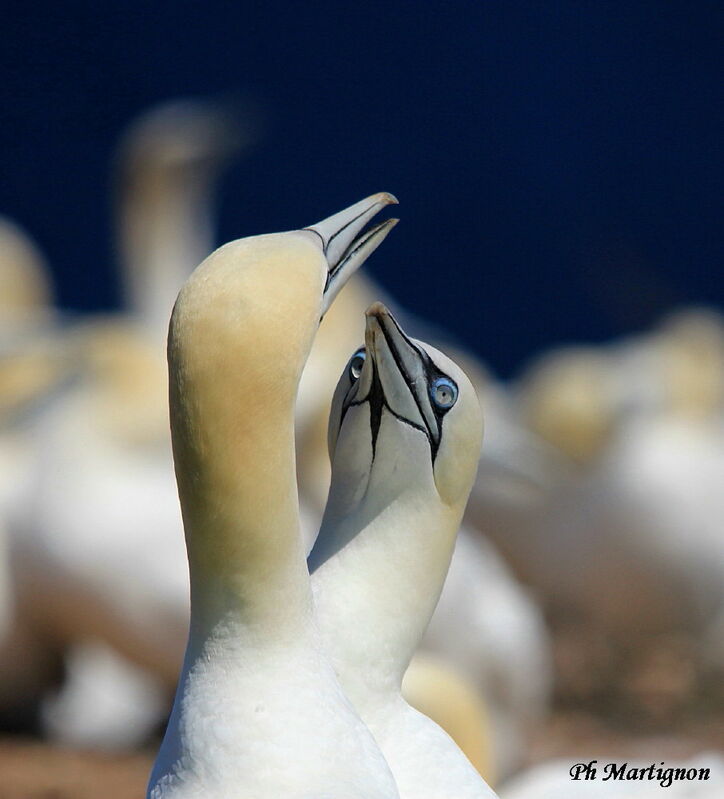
[370,217,399,244]
[318,195,398,318]
[372,191,399,206]
[365,301,391,322]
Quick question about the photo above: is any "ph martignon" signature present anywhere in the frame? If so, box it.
[570,759,711,789]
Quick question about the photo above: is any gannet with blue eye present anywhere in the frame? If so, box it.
[148,194,401,799]
[295,279,553,779]
[309,304,498,799]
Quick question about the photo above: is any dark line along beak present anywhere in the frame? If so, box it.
[364,301,442,452]
[305,193,399,316]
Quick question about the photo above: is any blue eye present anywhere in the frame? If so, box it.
[430,377,458,409]
[349,349,366,380]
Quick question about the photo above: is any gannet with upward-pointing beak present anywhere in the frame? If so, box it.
[309,304,497,799]
[148,195,401,799]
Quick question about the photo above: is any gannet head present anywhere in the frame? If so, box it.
[116,99,242,188]
[169,192,397,376]
[167,195,397,495]
[325,302,483,517]
[0,217,53,319]
[519,346,617,464]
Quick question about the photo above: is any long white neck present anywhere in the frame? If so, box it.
[164,236,331,654]
[170,367,314,655]
[311,486,460,703]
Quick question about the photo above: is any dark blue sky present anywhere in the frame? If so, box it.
[1,2,721,376]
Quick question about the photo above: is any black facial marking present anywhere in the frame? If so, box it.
[368,367,384,458]
[375,315,459,461]
[336,313,459,465]
[338,367,385,460]
[305,206,372,294]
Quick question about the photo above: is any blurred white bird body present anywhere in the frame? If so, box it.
[23,352,188,679]
[401,652,495,782]
[421,527,551,777]
[480,309,724,707]
[0,218,71,712]
[1,101,249,743]
[512,310,724,635]
[602,311,724,649]
[0,323,187,740]
[578,413,724,638]
[0,217,58,532]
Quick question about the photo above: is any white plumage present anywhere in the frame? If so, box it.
[148,195,400,797]
[310,304,497,798]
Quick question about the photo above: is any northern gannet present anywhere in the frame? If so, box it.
[308,304,498,799]
[296,277,553,778]
[148,194,401,798]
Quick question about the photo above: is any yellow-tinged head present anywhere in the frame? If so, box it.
[0,217,53,317]
[169,232,327,428]
[167,194,399,482]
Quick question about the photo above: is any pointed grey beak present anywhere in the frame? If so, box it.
[365,301,418,367]
[364,302,442,451]
[305,193,398,315]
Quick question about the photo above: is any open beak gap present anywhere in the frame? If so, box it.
[304,193,398,316]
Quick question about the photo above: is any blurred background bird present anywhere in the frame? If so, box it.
[0,99,250,746]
